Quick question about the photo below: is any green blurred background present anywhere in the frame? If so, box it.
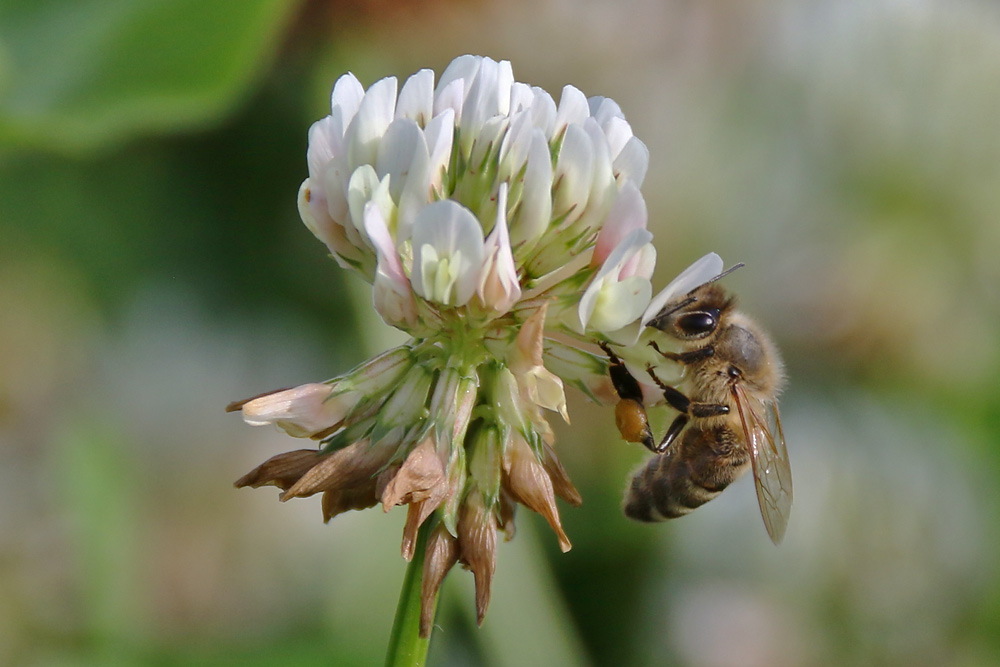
[2,1,999,665]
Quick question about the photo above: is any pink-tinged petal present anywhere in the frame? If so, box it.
[477,183,521,312]
[364,202,418,327]
[298,180,369,273]
[624,243,657,283]
[579,228,654,333]
[241,383,357,438]
[396,68,434,126]
[641,252,724,328]
[592,181,648,268]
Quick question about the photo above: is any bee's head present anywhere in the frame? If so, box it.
[648,284,734,341]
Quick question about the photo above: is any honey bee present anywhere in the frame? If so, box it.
[621,254,793,544]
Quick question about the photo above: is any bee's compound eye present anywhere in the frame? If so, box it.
[676,311,718,337]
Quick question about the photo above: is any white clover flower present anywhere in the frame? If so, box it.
[232,55,687,636]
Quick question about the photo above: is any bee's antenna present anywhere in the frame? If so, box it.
[691,262,745,293]
[647,296,698,324]
[646,262,746,329]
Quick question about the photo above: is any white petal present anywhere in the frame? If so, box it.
[552,123,594,222]
[509,82,535,113]
[460,57,505,156]
[553,85,590,140]
[468,115,509,173]
[306,116,338,183]
[436,54,481,99]
[510,130,553,250]
[589,96,624,126]
[347,165,384,238]
[396,68,435,125]
[411,201,486,306]
[396,131,433,243]
[376,118,425,202]
[587,275,653,333]
[613,136,649,187]
[602,115,634,161]
[641,252,725,327]
[330,72,365,124]
[567,117,616,234]
[424,108,456,198]
[497,109,533,182]
[433,78,466,120]
[346,76,398,169]
[530,86,557,138]
[242,383,355,438]
[321,154,353,231]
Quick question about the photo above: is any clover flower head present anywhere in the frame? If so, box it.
[233,55,662,634]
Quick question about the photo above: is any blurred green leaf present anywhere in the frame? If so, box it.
[0,0,301,154]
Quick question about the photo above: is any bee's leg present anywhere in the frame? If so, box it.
[690,403,729,418]
[649,340,715,365]
[645,365,729,417]
[655,413,688,453]
[598,340,620,363]
[601,341,645,403]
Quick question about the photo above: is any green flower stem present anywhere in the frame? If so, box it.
[384,520,435,667]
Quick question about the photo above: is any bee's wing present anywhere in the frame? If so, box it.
[732,385,793,544]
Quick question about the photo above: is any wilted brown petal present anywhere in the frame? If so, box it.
[234,449,325,491]
[375,464,401,501]
[281,439,392,501]
[321,484,379,523]
[420,525,459,639]
[541,443,582,507]
[380,438,446,510]
[457,491,498,626]
[496,489,517,541]
[503,437,572,552]
[225,386,294,413]
[401,497,446,561]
